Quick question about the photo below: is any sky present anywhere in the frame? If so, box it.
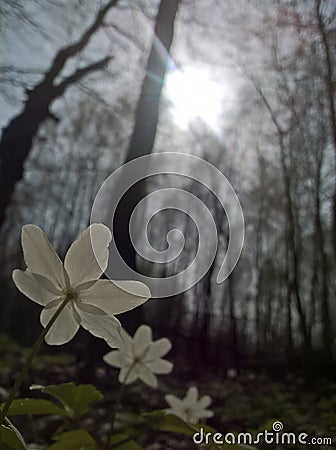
[0,0,243,137]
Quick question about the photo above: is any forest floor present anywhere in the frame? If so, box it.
[1,335,335,449]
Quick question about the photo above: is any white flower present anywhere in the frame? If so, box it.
[103,324,173,388]
[227,368,238,379]
[165,386,214,423]
[12,224,151,346]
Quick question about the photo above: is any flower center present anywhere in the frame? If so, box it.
[136,346,149,361]
[65,290,78,302]
[184,408,191,421]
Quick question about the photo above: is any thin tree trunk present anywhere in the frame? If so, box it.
[251,82,310,351]
[278,132,309,351]
[314,149,331,356]
[254,212,262,351]
[285,231,293,351]
[197,261,214,365]
[228,272,240,372]
[315,0,336,259]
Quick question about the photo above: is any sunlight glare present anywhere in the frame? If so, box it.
[164,67,224,131]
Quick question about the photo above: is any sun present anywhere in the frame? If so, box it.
[164,67,224,130]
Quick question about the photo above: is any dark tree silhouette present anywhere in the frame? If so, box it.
[113,0,179,332]
[0,0,118,227]
[114,0,179,271]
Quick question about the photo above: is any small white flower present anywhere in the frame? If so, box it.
[165,386,214,423]
[103,324,173,388]
[13,224,151,346]
[227,368,238,379]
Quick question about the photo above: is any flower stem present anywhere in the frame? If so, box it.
[0,297,69,426]
[107,365,134,448]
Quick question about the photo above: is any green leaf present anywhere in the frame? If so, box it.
[109,433,143,450]
[42,383,103,417]
[49,430,97,450]
[255,417,281,433]
[156,412,197,434]
[143,411,199,435]
[142,411,252,450]
[1,399,69,417]
[0,422,26,450]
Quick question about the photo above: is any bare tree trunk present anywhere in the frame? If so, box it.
[285,231,293,351]
[0,1,118,228]
[228,272,240,372]
[278,132,310,351]
[197,261,214,365]
[315,0,336,259]
[113,0,179,272]
[254,210,262,351]
[252,82,310,351]
[314,148,332,356]
[113,0,179,332]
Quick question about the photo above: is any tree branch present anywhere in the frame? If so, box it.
[244,72,286,135]
[43,0,119,85]
[55,56,112,96]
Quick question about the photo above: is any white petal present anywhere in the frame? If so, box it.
[133,325,152,356]
[12,270,61,306]
[40,302,80,345]
[31,273,63,295]
[75,303,122,347]
[146,338,172,360]
[75,302,106,315]
[165,394,183,411]
[78,280,150,315]
[188,413,200,423]
[21,225,66,290]
[197,395,212,409]
[190,408,214,423]
[195,409,214,419]
[112,281,151,298]
[184,387,199,407]
[120,328,133,354]
[146,358,173,374]
[137,364,158,388]
[119,366,138,385]
[64,224,112,287]
[103,350,133,368]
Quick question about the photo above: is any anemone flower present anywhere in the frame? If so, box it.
[103,325,173,388]
[165,386,214,423]
[13,224,151,346]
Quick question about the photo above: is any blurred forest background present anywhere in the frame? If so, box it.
[1,0,336,411]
